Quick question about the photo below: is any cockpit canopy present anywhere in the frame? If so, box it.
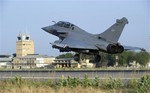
[56,21,74,28]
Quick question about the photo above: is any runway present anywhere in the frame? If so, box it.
[0,70,149,80]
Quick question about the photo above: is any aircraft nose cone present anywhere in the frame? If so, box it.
[42,26,58,36]
[41,26,50,32]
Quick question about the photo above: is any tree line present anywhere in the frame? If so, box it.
[101,51,150,67]
[56,51,150,67]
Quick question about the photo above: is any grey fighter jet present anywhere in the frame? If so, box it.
[42,17,145,62]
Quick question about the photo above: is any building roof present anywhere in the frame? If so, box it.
[54,58,74,61]
[0,55,11,58]
[15,54,53,59]
[0,58,12,62]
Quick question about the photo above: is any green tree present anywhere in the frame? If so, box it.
[56,51,150,67]
[119,51,136,66]
[107,54,115,66]
[136,51,150,66]
[118,51,150,66]
[56,53,74,59]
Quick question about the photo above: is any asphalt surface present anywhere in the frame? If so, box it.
[0,70,149,80]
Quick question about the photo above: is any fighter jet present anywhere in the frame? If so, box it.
[42,17,145,62]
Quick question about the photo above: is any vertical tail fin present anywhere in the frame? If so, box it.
[96,17,128,42]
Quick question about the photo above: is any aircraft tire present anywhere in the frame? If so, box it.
[94,55,101,62]
[74,54,80,61]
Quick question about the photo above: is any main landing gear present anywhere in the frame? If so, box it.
[73,54,101,63]
[93,55,101,63]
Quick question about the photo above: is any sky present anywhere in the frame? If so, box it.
[0,0,150,57]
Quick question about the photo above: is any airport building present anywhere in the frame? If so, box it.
[12,33,55,69]
[0,55,12,68]
[53,58,78,68]
[13,54,55,69]
[53,58,94,68]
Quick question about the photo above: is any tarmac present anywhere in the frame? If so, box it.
[0,70,149,80]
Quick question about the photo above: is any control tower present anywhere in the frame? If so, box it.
[16,33,34,57]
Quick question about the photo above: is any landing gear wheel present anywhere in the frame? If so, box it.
[94,55,101,62]
[74,54,80,61]
[94,55,101,67]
